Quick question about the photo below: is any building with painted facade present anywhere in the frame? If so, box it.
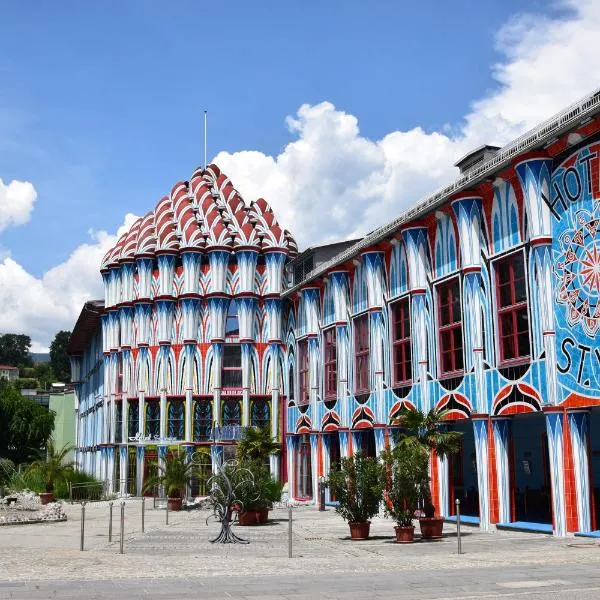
[71,89,600,536]
[68,166,297,496]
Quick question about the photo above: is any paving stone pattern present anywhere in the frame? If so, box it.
[1,500,600,598]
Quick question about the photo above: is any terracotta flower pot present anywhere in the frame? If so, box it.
[349,521,370,540]
[419,517,444,539]
[238,509,260,526]
[167,497,182,511]
[39,492,54,505]
[395,525,415,543]
[257,507,269,524]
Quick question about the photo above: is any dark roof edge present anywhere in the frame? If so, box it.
[283,87,600,297]
[67,300,105,355]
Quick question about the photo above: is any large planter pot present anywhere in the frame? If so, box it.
[395,525,415,544]
[419,517,444,539]
[39,492,54,505]
[238,509,266,526]
[167,497,183,511]
[349,521,370,540]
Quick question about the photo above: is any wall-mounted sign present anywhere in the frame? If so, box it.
[128,433,178,443]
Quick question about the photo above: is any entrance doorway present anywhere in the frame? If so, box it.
[327,432,341,502]
[511,413,552,524]
[356,429,376,458]
[449,419,479,517]
[295,436,313,499]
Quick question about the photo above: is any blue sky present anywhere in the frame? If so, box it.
[0,0,554,275]
[0,0,596,349]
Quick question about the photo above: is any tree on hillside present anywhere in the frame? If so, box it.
[0,380,55,464]
[49,330,71,383]
[0,334,33,368]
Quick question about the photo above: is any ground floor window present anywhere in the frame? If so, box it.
[167,400,184,440]
[296,437,313,499]
[251,398,271,430]
[193,399,212,442]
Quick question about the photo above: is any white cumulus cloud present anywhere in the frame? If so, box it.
[0,178,37,233]
[214,0,600,248]
[0,214,139,352]
[2,0,600,351]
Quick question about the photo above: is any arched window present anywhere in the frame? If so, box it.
[145,400,160,438]
[128,400,139,438]
[193,398,212,442]
[251,399,270,430]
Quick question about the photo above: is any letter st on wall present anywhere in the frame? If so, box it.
[551,141,600,401]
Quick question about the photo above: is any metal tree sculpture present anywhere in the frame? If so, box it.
[206,459,257,544]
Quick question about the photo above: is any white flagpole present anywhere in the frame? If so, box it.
[204,110,207,169]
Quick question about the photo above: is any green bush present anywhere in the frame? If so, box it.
[0,457,16,487]
[8,468,102,499]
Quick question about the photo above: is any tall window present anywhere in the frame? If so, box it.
[391,298,412,385]
[193,398,212,442]
[496,252,530,362]
[167,400,184,439]
[222,345,242,389]
[323,327,337,400]
[225,300,239,339]
[145,400,160,438]
[437,277,463,376]
[298,340,309,405]
[354,314,370,393]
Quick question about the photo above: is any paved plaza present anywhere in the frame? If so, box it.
[1,501,600,598]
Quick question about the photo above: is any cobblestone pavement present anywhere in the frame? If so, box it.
[1,500,600,598]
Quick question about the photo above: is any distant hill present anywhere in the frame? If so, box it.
[31,353,50,364]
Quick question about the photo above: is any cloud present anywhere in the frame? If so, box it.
[0,178,37,233]
[214,0,600,248]
[0,214,139,352]
[2,0,599,351]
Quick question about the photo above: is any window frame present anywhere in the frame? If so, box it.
[436,276,464,377]
[354,313,370,394]
[221,344,243,390]
[493,249,531,366]
[323,326,337,400]
[298,339,310,405]
[390,296,412,386]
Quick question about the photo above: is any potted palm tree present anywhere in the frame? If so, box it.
[381,442,430,543]
[236,427,281,465]
[326,452,383,540]
[144,452,194,511]
[26,439,74,505]
[393,408,461,539]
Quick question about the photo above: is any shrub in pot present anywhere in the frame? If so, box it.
[235,461,283,525]
[144,452,194,511]
[326,452,383,540]
[393,409,461,539]
[381,441,429,543]
[25,439,74,504]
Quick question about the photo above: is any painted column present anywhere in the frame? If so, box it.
[157,445,167,492]
[330,271,350,428]
[136,445,145,496]
[119,446,128,496]
[268,342,281,479]
[515,156,557,406]
[545,408,567,536]
[451,195,487,414]
[362,251,386,423]
[568,410,591,533]
[374,426,385,457]
[492,417,512,524]
[208,296,227,428]
[321,434,331,503]
[339,430,350,459]
[472,416,491,531]
[286,435,296,500]
[310,432,319,504]
[401,227,430,411]
[211,444,224,476]
[437,454,450,518]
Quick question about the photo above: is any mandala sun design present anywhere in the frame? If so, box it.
[556,207,600,337]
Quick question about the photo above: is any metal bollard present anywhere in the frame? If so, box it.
[319,477,325,512]
[288,504,293,558]
[141,497,145,533]
[80,502,86,551]
[456,498,462,555]
[166,497,169,525]
[119,501,125,554]
[108,501,113,542]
